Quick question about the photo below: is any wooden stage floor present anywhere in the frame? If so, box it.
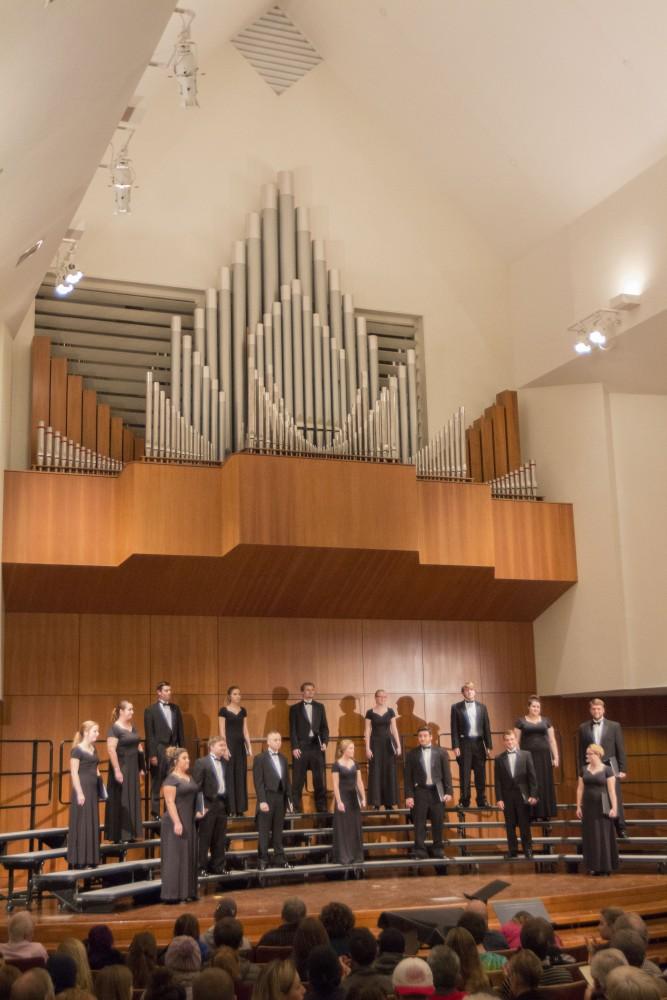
[6,869,667,949]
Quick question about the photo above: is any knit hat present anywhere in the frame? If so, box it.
[392,957,435,995]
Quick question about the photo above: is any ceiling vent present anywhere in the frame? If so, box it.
[231,5,322,96]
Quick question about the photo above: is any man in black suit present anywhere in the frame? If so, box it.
[144,680,185,817]
[193,735,233,875]
[578,697,628,837]
[253,731,293,870]
[494,729,538,858]
[288,681,329,813]
[404,725,453,859]
[450,681,493,808]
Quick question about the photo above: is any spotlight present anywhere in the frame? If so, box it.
[110,148,135,214]
[54,280,73,297]
[569,308,620,357]
[588,329,606,346]
[169,9,199,108]
[574,337,592,355]
[51,233,84,298]
[64,262,83,285]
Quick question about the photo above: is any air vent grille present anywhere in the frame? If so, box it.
[231,5,322,95]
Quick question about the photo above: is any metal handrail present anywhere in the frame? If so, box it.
[0,740,53,833]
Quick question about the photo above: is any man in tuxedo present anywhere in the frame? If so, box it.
[450,681,493,808]
[494,729,538,858]
[288,681,329,813]
[253,731,293,870]
[578,697,628,837]
[144,680,185,817]
[193,736,233,875]
[404,726,453,859]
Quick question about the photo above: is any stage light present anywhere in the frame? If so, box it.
[574,337,592,355]
[170,9,199,108]
[570,308,621,357]
[54,280,73,296]
[588,329,606,346]
[110,148,135,214]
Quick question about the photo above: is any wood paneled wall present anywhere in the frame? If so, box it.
[0,613,665,832]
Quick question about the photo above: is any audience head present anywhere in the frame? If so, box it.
[213,918,244,952]
[392,957,435,996]
[606,968,663,1000]
[143,969,186,1000]
[165,936,202,974]
[320,902,355,941]
[465,900,489,926]
[591,949,629,990]
[45,954,77,994]
[86,925,114,955]
[93,965,132,1000]
[609,930,647,969]
[378,928,406,955]
[126,931,158,989]
[444,927,487,993]
[519,917,555,961]
[511,911,534,927]
[193,968,235,1000]
[292,918,329,976]
[306,946,342,995]
[253,959,304,1000]
[282,898,307,925]
[0,965,20,1000]
[56,938,93,993]
[211,946,241,980]
[7,912,37,944]
[174,914,201,942]
[507,950,542,996]
[600,909,626,942]
[9,969,54,1000]
[457,911,487,946]
[214,899,239,921]
[613,915,649,945]
[348,928,377,969]
[427,945,460,992]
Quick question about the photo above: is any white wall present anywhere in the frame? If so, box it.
[75,54,512,432]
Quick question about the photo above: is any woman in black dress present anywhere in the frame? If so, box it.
[105,700,144,843]
[160,747,203,903]
[364,690,400,809]
[576,743,619,876]
[514,696,559,820]
[68,720,102,869]
[218,685,252,815]
[332,739,366,865]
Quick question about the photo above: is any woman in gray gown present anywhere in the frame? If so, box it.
[332,740,366,865]
[68,720,102,869]
[160,747,203,903]
[105,700,144,843]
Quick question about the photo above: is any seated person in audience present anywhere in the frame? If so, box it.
[457,913,507,970]
[94,965,133,1000]
[600,910,627,945]
[505,950,543,1000]
[427,945,465,1000]
[164,937,201,997]
[373,929,406,977]
[258,898,308,948]
[203,899,252,953]
[8,969,54,1000]
[85,925,124,970]
[192,967,235,1000]
[253,959,306,1000]
[56,938,94,995]
[293,919,330,982]
[500,912,533,952]
[612,917,662,977]
[213,919,260,982]
[607,967,663,1000]
[609,931,664,982]
[173,913,209,964]
[126,931,158,992]
[465,900,509,951]
[342,930,394,996]
[0,913,48,965]
[518,919,572,986]
[45,955,77,996]
[586,948,629,1000]
[0,965,20,1000]
[392,957,436,998]
[320,904,356,958]
[211,945,241,981]
[444,929,490,995]
[143,968,187,1000]
[305,945,346,1000]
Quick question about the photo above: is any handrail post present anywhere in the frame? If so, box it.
[29,741,39,851]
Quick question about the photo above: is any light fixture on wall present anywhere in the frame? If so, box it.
[169,9,200,108]
[108,131,136,214]
[569,308,621,356]
[51,230,84,297]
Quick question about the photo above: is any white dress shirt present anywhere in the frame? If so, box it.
[269,750,283,778]
[465,700,479,737]
[507,749,517,777]
[592,719,604,743]
[422,746,433,785]
[210,754,225,794]
[304,701,314,737]
[159,701,173,730]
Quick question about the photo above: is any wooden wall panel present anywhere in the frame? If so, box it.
[66,375,83,444]
[479,622,535,692]
[82,389,97,451]
[31,337,51,465]
[497,390,521,470]
[150,616,217,694]
[467,424,483,483]
[97,404,111,458]
[487,404,509,477]
[110,416,123,461]
[123,428,134,464]
[49,357,68,435]
[4,613,79,695]
[480,415,495,482]
[79,615,150,695]
[422,621,481,692]
[361,620,423,695]
[134,437,145,460]
[417,482,494,568]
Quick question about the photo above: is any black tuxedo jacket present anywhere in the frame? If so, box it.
[144,702,185,759]
[494,749,538,803]
[253,751,292,805]
[578,718,626,772]
[450,700,492,750]
[289,700,329,749]
[193,754,235,809]
[404,745,453,797]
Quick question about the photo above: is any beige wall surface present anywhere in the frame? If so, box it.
[0,322,14,695]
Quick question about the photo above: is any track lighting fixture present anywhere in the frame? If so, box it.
[569,309,621,357]
[108,131,136,214]
[169,9,200,108]
[51,233,84,298]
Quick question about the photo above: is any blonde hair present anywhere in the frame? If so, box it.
[587,743,605,758]
[337,739,354,759]
[166,746,188,770]
[212,945,241,979]
[110,700,132,723]
[72,721,98,748]
[57,937,94,992]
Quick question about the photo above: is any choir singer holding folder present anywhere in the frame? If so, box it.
[404,726,453,859]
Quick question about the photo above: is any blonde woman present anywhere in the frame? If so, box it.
[56,937,94,993]
[68,721,102,869]
[332,739,366,865]
[577,743,619,876]
[160,746,204,903]
[105,700,144,843]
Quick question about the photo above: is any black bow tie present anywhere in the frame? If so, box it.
[159,702,170,707]
[270,751,279,756]
[304,701,313,705]
[508,750,517,755]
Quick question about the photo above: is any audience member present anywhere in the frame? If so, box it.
[213,919,260,982]
[126,931,158,991]
[427,945,464,1000]
[457,914,507,971]
[174,914,209,963]
[518,919,571,986]
[600,911,627,944]
[587,949,629,1000]
[144,968,187,1000]
[259,899,308,948]
[94,964,132,1000]
[304,946,345,1000]
[392,957,435,997]
[9,969,54,1000]
[612,918,662,976]
[52,990,96,1000]
[499,913,532,952]
[373,930,406,977]
[0,914,48,964]
[607,967,663,1000]
[0,965,20,1000]
[320,904,355,958]
[203,900,252,953]
[292,920,330,982]
[506,950,543,1000]
[609,932,651,973]
[211,946,241,981]
[346,986,389,1000]
[252,959,305,1000]
[465,901,509,951]
[56,939,94,994]
[45,955,76,995]
[444,929,489,995]
[192,968,235,1000]
[85,926,124,971]
[164,936,201,998]
[342,929,393,997]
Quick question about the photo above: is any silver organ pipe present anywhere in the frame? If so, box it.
[291,280,304,434]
